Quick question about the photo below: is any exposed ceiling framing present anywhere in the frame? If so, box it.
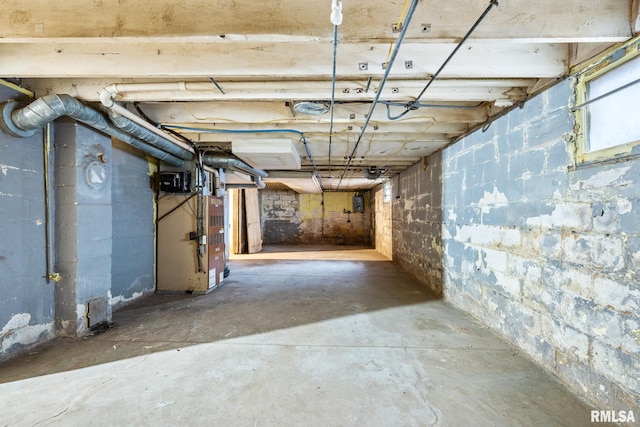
[0,0,634,190]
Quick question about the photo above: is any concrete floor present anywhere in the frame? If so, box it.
[0,245,608,426]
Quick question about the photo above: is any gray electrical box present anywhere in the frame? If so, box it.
[353,195,364,213]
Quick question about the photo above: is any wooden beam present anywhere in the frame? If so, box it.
[0,0,630,42]
[0,41,567,79]
[633,0,640,34]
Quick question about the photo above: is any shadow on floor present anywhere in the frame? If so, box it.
[0,246,439,383]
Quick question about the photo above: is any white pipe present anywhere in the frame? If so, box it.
[101,84,195,154]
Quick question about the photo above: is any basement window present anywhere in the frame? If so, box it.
[573,38,640,164]
[383,181,392,203]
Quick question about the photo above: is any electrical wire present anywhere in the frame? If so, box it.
[384,0,410,66]
[328,23,339,180]
[388,0,500,120]
[337,0,421,190]
[381,100,484,120]
[0,78,34,98]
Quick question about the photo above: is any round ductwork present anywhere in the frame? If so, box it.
[292,101,329,116]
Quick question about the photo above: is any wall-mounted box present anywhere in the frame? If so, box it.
[159,171,191,193]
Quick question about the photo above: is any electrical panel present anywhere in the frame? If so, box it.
[160,171,191,193]
[353,195,364,213]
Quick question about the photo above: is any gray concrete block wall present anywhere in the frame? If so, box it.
[0,88,54,359]
[392,153,443,295]
[54,122,113,337]
[110,140,155,307]
[439,79,638,412]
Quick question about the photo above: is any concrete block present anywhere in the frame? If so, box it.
[519,230,543,258]
[569,164,633,194]
[508,150,545,181]
[493,270,522,299]
[526,202,591,230]
[618,197,640,231]
[540,231,562,258]
[551,324,590,365]
[481,247,508,273]
[628,236,640,274]
[592,203,620,233]
[545,140,570,171]
[572,298,622,345]
[506,127,526,153]
[590,235,627,271]
[508,254,542,284]
[508,92,544,129]
[621,315,640,354]
[462,128,491,152]
[507,201,553,228]
[481,206,509,226]
[544,80,571,113]
[592,276,639,314]
[481,162,501,187]
[525,110,573,148]
[456,206,481,225]
[500,178,525,205]
[561,233,592,267]
[591,340,639,393]
[541,169,569,196]
[473,141,497,165]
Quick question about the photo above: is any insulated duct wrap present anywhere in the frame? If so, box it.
[107,110,194,161]
[0,94,185,167]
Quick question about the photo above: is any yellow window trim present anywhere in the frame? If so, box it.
[572,36,640,165]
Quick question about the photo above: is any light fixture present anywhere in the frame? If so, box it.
[292,101,330,116]
[330,0,343,25]
[363,166,384,179]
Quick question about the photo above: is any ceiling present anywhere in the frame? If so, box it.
[0,0,636,191]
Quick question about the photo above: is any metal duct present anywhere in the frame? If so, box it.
[225,176,266,190]
[253,175,266,189]
[203,154,268,189]
[0,94,185,167]
[107,110,194,161]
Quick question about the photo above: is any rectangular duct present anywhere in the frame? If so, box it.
[232,139,301,170]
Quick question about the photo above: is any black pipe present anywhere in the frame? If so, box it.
[337,0,422,189]
[389,0,500,120]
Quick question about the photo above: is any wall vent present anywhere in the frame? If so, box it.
[87,297,108,329]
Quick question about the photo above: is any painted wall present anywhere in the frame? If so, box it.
[372,183,392,259]
[0,94,158,357]
[54,121,113,336]
[110,140,156,307]
[0,87,54,359]
[392,155,444,295]
[392,79,640,412]
[262,190,371,245]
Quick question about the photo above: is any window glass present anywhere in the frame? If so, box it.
[587,56,640,152]
[383,181,391,203]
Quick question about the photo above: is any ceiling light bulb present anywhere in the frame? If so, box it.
[330,0,343,25]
